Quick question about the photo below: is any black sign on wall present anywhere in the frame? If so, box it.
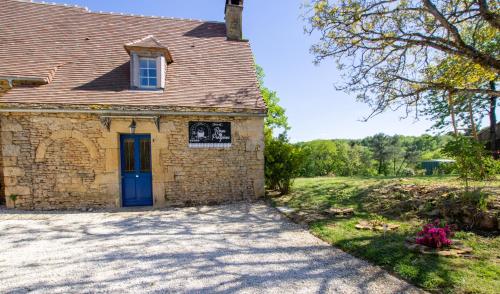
[189,122,231,146]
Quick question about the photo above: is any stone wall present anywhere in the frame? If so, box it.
[0,120,4,205]
[0,112,264,210]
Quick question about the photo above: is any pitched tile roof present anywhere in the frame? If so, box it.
[0,0,266,112]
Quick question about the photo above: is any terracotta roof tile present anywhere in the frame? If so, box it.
[0,0,266,112]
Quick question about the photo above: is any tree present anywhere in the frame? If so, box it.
[256,64,289,136]
[422,23,499,155]
[295,134,452,178]
[423,91,489,135]
[305,0,500,119]
[258,64,301,194]
[397,144,421,175]
[336,141,356,176]
[296,140,375,176]
[424,46,498,145]
[388,136,404,175]
[353,143,376,175]
[488,81,498,159]
[297,140,338,176]
[443,135,498,189]
[364,133,392,175]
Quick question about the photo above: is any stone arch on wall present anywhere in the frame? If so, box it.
[35,130,98,163]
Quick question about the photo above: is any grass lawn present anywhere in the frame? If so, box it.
[270,176,500,294]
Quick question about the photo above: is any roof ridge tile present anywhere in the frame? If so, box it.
[15,0,224,24]
[13,0,90,11]
[92,10,224,24]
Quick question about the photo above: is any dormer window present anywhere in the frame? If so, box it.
[124,35,173,91]
[139,57,157,89]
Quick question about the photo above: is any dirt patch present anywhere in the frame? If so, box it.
[275,206,354,226]
[355,220,400,231]
[405,238,473,258]
[363,183,499,233]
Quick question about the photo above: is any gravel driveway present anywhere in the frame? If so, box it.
[0,202,423,293]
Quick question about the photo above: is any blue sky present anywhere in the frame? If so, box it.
[48,0,442,142]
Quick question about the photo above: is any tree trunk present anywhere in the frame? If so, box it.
[393,157,397,175]
[378,158,383,175]
[396,158,406,176]
[467,97,478,141]
[448,92,458,135]
[490,81,498,159]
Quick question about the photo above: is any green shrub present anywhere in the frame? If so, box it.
[461,189,490,211]
[443,136,497,189]
[435,162,456,175]
[400,167,416,176]
[265,135,302,195]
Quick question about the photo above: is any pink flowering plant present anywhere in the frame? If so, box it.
[415,219,455,249]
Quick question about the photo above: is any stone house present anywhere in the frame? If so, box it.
[0,0,266,209]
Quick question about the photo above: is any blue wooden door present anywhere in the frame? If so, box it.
[120,134,153,207]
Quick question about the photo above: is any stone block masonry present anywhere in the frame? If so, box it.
[0,112,264,210]
[0,120,4,205]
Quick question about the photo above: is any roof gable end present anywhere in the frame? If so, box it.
[124,35,173,63]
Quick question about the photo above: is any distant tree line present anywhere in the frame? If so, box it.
[303,0,500,189]
[259,59,498,194]
[305,0,499,158]
[295,134,452,177]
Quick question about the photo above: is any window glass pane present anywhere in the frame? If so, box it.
[124,139,135,172]
[138,58,157,89]
[140,139,151,172]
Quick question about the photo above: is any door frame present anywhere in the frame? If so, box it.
[119,133,153,207]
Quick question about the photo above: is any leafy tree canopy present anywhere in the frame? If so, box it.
[305,0,500,119]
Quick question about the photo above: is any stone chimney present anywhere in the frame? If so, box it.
[225,0,244,40]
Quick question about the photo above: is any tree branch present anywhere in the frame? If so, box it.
[477,0,500,30]
[423,0,500,72]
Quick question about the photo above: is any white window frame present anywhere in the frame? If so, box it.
[139,57,158,89]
